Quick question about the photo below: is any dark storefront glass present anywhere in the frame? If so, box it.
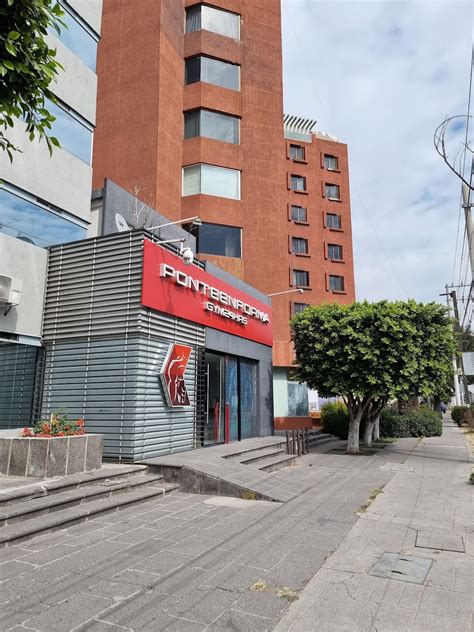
[203,352,258,444]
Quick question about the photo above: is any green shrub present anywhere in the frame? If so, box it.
[321,402,350,439]
[380,407,442,438]
[469,471,474,485]
[451,406,468,426]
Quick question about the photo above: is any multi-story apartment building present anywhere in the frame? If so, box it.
[92,1,355,424]
[0,1,102,427]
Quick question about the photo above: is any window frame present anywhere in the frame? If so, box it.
[290,174,307,193]
[325,183,341,201]
[327,243,343,261]
[292,269,310,288]
[291,236,309,256]
[185,55,241,91]
[196,221,242,258]
[326,212,342,230]
[184,108,240,144]
[289,144,306,162]
[328,274,345,293]
[292,302,310,315]
[182,163,241,200]
[324,154,339,171]
[290,205,308,223]
[185,3,241,40]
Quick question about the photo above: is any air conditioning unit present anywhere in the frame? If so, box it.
[0,275,22,308]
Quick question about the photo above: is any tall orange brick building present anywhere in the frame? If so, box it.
[92,0,355,419]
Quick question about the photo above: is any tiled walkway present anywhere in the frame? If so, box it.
[0,437,419,630]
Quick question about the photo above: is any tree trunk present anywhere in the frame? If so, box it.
[373,415,380,441]
[347,408,362,454]
[364,419,375,448]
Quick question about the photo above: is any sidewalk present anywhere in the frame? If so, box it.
[1,422,471,631]
[274,419,474,632]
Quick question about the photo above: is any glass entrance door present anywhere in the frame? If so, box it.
[204,353,225,445]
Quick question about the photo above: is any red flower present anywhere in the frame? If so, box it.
[21,428,33,437]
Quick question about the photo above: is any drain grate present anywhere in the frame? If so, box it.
[416,530,465,553]
[370,553,432,584]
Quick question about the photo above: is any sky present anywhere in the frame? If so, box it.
[282,0,473,309]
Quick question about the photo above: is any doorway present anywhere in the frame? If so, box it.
[203,352,258,445]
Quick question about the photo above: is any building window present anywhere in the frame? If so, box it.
[182,164,240,200]
[46,99,93,164]
[292,269,310,287]
[293,303,309,314]
[290,205,307,222]
[326,212,341,229]
[0,185,86,248]
[55,3,98,71]
[196,222,241,257]
[324,154,339,170]
[290,145,305,161]
[185,56,240,91]
[184,109,240,144]
[325,183,340,200]
[328,244,343,261]
[186,4,240,40]
[290,175,307,192]
[329,275,345,292]
[292,237,308,255]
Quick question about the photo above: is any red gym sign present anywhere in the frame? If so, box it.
[160,343,192,407]
[142,240,272,346]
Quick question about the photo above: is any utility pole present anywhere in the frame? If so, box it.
[450,289,472,409]
[443,286,462,406]
[462,181,474,279]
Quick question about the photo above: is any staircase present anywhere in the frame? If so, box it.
[0,465,178,547]
[224,441,295,472]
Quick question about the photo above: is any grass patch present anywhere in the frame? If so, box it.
[241,489,256,500]
[250,580,299,603]
[356,487,384,513]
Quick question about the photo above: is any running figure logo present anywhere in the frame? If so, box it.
[159,343,192,407]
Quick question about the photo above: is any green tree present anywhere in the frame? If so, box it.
[0,0,64,161]
[291,301,456,453]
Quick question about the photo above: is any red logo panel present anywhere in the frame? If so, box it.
[142,240,272,346]
[160,343,192,407]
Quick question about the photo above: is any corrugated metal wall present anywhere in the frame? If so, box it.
[0,343,44,428]
[42,231,205,460]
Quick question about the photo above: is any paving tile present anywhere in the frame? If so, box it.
[208,608,275,631]
[0,596,48,632]
[164,587,239,624]
[207,563,266,592]
[232,589,290,619]
[17,543,78,566]
[97,590,180,628]
[0,560,33,581]
[24,593,112,631]
[168,534,217,557]
[130,550,191,575]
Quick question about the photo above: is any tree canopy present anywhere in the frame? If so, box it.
[291,300,456,453]
[0,0,64,161]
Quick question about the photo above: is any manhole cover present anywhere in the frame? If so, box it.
[416,531,465,553]
[370,553,432,584]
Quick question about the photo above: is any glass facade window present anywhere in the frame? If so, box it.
[324,154,339,170]
[328,244,343,260]
[329,275,345,291]
[292,269,310,287]
[197,222,241,258]
[291,205,307,222]
[0,187,86,248]
[46,100,93,164]
[186,4,240,40]
[292,237,308,254]
[325,183,341,200]
[293,303,309,314]
[184,109,240,144]
[55,3,98,71]
[290,145,305,161]
[185,56,240,91]
[290,175,307,191]
[326,212,341,229]
[182,164,241,200]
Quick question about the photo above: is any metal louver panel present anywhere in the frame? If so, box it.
[41,231,206,460]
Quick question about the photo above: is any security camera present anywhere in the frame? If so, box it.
[298,288,304,294]
[181,247,194,265]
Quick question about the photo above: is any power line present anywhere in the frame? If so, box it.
[282,1,409,298]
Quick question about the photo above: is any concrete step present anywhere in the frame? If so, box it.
[238,447,286,465]
[0,473,166,526]
[0,465,150,507]
[223,441,287,460]
[309,436,339,448]
[0,482,179,546]
[258,454,297,473]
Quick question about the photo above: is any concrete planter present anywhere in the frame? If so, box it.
[0,430,103,478]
